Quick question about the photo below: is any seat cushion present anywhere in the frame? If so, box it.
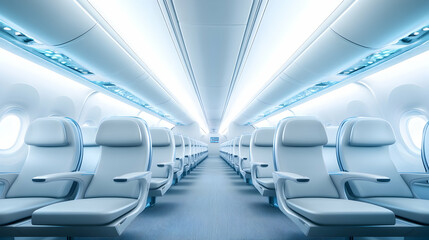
[287,198,395,226]
[150,178,168,189]
[32,198,137,226]
[360,197,429,224]
[0,198,62,225]
[243,168,251,174]
[256,178,274,189]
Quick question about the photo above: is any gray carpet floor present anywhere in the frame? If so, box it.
[77,157,345,240]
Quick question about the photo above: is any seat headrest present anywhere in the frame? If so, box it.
[174,135,182,147]
[281,117,328,147]
[96,118,143,147]
[150,128,172,147]
[240,135,251,147]
[325,126,338,147]
[253,128,275,147]
[349,118,396,147]
[81,126,98,147]
[25,118,68,147]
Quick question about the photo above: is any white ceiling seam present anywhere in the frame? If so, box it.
[218,0,269,128]
[233,0,429,126]
[160,0,267,132]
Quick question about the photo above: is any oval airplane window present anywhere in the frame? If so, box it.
[404,114,427,151]
[0,114,22,150]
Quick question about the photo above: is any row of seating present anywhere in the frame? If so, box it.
[0,116,207,237]
[220,116,429,238]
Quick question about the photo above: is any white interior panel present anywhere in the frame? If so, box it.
[57,25,142,82]
[331,0,429,48]
[0,0,95,45]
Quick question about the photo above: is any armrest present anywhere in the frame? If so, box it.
[0,173,19,198]
[32,172,94,199]
[330,172,390,199]
[114,171,151,183]
[175,157,184,171]
[250,162,269,182]
[401,172,429,188]
[251,162,269,168]
[157,162,174,168]
[273,171,310,183]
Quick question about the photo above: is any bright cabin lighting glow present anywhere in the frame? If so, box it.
[158,120,175,129]
[254,120,271,128]
[138,111,161,127]
[407,115,427,150]
[221,0,343,131]
[87,0,207,131]
[0,114,22,150]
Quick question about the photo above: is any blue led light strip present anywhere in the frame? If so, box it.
[0,20,181,125]
[248,24,429,126]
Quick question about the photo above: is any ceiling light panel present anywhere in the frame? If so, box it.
[220,0,342,131]
[88,0,207,130]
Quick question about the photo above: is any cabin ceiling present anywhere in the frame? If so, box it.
[3,0,427,133]
[87,0,343,132]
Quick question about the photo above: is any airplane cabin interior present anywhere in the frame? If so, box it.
[0,0,429,239]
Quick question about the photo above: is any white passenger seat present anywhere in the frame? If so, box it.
[239,134,251,183]
[148,127,175,205]
[32,116,152,227]
[0,117,83,225]
[173,135,185,184]
[250,128,276,203]
[273,117,395,229]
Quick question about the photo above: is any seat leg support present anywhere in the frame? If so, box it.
[268,197,278,207]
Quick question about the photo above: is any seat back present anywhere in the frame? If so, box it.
[84,117,151,199]
[421,121,429,171]
[323,126,340,173]
[149,127,175,178]
[174,134,185,169]
[337,117,413,198]
[184,136,191,166]
[274,117,339,199]
[250,128,275,178]
[233,137,240,165]
[239,134,251,169]
[80,126,100,172]
[7,117,83,198]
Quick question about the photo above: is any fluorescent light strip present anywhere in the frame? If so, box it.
[246,23,429,126]
[220,0,343,133]
[0,19,180,125]
[87,0,207,132]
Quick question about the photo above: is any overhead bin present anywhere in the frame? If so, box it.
[126,74,170,106]
[0,1,95,46]
[257,74,305,106]
[156,100,193,125]
[57,25,143,83]
[236,0,429,126]
[288,29,373,83]
[331,0,429,49]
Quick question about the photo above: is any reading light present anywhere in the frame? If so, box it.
[3,27,11,31]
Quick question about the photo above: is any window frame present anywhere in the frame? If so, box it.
[0,108,27,153]
[400,110,428,154]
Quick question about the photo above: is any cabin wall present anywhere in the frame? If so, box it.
[268,50,429,172]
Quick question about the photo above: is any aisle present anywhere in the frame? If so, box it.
[79,157,343,240]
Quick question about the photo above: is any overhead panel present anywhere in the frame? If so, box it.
[235,0,429,126]
[170,0,254,132]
